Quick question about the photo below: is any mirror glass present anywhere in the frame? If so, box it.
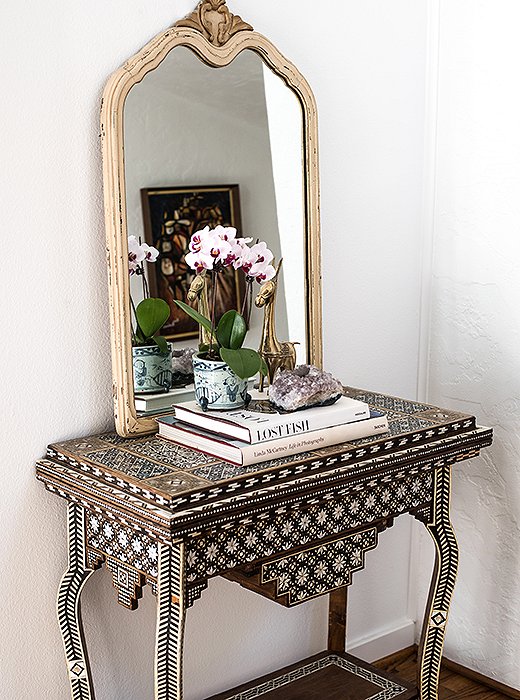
[124,46,307,413]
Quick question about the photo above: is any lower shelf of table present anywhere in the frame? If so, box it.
[205,650,417,700]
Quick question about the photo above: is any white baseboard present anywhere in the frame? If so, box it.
[347,619,416,663]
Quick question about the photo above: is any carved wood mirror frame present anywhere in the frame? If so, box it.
[101,0,322,437]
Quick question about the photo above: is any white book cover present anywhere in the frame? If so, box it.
[135,386,196,413]
[157,410,388,466]
[170,394,370,444]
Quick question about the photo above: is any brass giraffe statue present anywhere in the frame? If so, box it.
[187,272,211,347]
[255,260,298,392]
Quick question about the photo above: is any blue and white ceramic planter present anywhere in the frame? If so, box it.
[192,352,249,411]
[132,343,173,394]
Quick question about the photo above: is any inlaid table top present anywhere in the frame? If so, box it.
[37,387,491,521]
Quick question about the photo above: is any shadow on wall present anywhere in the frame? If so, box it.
[81,566,327,700]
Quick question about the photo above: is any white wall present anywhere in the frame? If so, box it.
[413,0,520,687]
[1,1,428,699]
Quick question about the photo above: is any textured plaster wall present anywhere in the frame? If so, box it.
[1,1,427,698]
[413,0,520,686]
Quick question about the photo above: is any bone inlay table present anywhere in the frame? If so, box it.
[36,387,492,700]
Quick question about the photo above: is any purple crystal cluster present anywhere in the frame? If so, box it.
[171,347,196,387]
[172,347,196,375]
[269,364,343,412]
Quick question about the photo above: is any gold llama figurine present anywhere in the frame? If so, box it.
[255,260,298,392]
[187,271,211,346]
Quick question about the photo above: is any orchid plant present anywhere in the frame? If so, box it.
[175,225,275,380]
[128,236,170,353]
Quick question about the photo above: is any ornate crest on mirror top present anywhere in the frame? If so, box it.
[101,0,322,438]
[175,0,253,46]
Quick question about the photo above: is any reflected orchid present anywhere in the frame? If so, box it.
[185,226,275,281]
[128,235,145,274]
[128,236,159,274]
[240,241,275,282]
[189,226,211,253]
[185,249,215,274]
[186,226,247,272]
[127,236,167,351]
[141,243,159,263]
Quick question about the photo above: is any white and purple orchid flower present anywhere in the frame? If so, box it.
[128,235,159,275]
[185,226,275,282]
[239,240,276,283]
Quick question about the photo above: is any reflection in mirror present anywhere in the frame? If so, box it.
[124,47,307,414]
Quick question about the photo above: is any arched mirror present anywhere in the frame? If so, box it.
[102,0,322,436]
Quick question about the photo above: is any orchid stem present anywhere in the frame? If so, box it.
[240,279,249,317]
[130,294,143,345]
[209,271,219,358]
[246,280,254,326]
[142,268,149,299]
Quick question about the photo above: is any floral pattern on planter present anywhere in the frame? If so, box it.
[192,353,248,410]
[133,344,173,394]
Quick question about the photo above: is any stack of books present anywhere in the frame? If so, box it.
[156,395,389,466]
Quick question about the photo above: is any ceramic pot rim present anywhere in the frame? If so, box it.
[193,351,227,367]
[133,342,172,352]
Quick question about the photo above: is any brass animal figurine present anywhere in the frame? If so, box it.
[255,260,298,392]
[187,272,211,346]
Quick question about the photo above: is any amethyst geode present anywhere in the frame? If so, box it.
[269,365,343,412]
[171,347,196,387]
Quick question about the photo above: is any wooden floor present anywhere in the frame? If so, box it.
[375,648,511,700]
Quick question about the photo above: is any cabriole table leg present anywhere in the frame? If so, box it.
[418,463,459,700]
[57,503,96,700]
[154,542,187,700]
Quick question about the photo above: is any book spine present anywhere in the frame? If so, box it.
[240,416,389,466]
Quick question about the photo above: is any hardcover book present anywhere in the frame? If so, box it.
[135,386,196,414]
[170,395,370,444]
[157,410,389,466]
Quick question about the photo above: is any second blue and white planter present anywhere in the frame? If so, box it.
[132,343,173,394]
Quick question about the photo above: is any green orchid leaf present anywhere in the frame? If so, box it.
[135,298,170,340]
[220,347,262,380]
[174,299,213,336]
[135,327,147,345]
[216,310,247,350]
[153,335,169,354]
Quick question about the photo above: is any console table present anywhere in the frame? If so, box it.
[36,387,492,700]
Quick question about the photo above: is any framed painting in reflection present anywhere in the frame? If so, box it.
[140,184,245,341]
